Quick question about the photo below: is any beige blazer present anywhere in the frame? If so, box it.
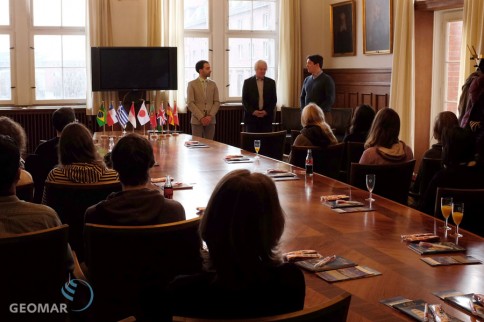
[187,78,220,125]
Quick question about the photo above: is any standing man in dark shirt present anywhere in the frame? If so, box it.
[242,60,277,133]
[300,54,335,125]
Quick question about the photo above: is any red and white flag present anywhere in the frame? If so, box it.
[128,102,137,128]
[107,101,118,126]
[137,101,150,125]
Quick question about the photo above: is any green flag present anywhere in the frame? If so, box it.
[97,102,107,127]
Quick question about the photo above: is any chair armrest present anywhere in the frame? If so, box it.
[72,251,87,281]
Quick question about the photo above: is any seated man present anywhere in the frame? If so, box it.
[35,107,76,171]
[85,133,185,225]
[0,134,73,269]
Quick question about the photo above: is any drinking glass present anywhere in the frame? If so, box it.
[254,140,261,159]
[452,202,464,238]
[366,174,375,202]
[440,197,453,231]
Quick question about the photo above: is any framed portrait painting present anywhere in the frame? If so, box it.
[363,0,393,54]
[330,1,356,57]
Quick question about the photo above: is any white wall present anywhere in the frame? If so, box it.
[301,0,393,69]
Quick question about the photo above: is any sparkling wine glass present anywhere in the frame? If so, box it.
[366,174,375,202]
[254,140,261,159]
[451,202,464,238]
[440,197,453,231]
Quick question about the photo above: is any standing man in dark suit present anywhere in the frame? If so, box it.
[242,60,277,133]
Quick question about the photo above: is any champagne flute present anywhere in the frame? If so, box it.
[451,202,464,238]
[254,140,261,159]
[440,197,453,231]
[366,174,375,202]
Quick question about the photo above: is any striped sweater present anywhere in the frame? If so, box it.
[46,163,119,184]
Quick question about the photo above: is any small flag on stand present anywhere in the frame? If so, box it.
[167,103,174,126]
[96,101,107,127]
[128,102,137,129]
[173,101,179,126]
[107,101,118,126]
[137,101,150,126]
[117,103,129,127]
[149,103,157,128]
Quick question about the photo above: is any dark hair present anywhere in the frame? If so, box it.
[349,104,375,135]
[59,123,102,166]
[442,127,475,167]
[195,60,209,74]
[365,107,401,149]
[307,54,323,68]
[52,107,76,133]
[478,59,484,71]
[200,169,285,281]
[0,116,27,157]
[433,111,458,142]
[0,135,20,193]
[111,133,154,186]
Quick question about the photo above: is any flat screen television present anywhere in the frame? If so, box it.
[91,47,177,91]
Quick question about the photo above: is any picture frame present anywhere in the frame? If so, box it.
[330,1,356,57]
[363,0,393,54]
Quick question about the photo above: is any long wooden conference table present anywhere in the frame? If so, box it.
[96,132,484,322]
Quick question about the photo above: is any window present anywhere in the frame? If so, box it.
[184,0,278,102]
[0,0,11,101]
[31,0,86,102]
[430,9,462,140]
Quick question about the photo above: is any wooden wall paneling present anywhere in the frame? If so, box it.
[360,93,373,107]
[348,92,358,109]
[375,94,389,110]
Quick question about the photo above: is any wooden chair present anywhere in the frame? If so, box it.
[330,108,353,142]
[15,182,34,202]
[350,160,416,205]
[240,130,287,161]
[42,181,122,258]
[289,143,344,179]
[410,158,442,204]
[0,225,69,321]
[434,187,484,237]
[84,218,203,321]
[24,153,50,203]
[281,107,302,154]
[173,292,351,322]
[341,141,365,183]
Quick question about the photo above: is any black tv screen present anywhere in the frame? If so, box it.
[91,47,177,91]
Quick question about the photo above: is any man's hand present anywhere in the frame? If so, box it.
[252,110,267,118]
[201,115,212,126]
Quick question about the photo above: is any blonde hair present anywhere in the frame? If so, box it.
[301,103,337,144]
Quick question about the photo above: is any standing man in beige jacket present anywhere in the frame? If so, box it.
[187,60,220,140]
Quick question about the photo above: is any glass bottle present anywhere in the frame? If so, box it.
[163,175,173,199]
[305,149,313,176]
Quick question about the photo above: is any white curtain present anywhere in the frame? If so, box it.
[161,0,185,112]
[459,0,484,92]
[277,0,302,108]
[86,0,117,115]
[389,0,415,149]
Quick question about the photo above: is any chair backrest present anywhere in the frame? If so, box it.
[281,107,302,132]
[342,142,365,182]
[289,143,344,179]
[43,181,122,257]
[0,225,69,321]
[416,158,442,196]
[240,131,287,161]
[15,182,34,202]
[330,108,353,141]
[350,160,416,205]
[24,153,52,203]
[173,292,351,322]
[434,187,484,237]
[84,218,203,321]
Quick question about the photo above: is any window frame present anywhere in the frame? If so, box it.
[0,0,13,104]
[29,0,86,104]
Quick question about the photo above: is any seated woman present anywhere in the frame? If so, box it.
[293,103,338,148]
[46,123,118,184]
[359,107,413,165]
[419,127,484,215]
[410,111,458,198]
[0,117,33,189]
[343,104,375,143]
[165,169,305,319]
